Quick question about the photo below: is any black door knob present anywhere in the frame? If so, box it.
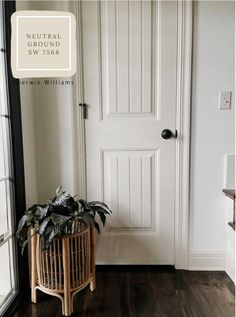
[161,129,173,139]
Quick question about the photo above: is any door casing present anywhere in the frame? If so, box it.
[72,0,193,269]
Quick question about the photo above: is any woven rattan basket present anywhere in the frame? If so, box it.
[30,222,95,316]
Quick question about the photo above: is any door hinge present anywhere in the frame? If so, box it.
[79,103,88,119]
[0,234,4,244]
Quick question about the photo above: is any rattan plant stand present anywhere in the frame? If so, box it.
[30,223,96,316]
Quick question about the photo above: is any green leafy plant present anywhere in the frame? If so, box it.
[16,186,112,254]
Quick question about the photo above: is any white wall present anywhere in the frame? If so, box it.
[16,1,79,204]
[189,1,235,269]
[20,82,38,205]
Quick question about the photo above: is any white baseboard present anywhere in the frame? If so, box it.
[188,250,226,271]
[225,250,235,283]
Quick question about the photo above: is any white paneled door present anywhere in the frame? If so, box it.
[82,0,178,264]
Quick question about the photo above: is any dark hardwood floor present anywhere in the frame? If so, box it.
[10,267,235,317]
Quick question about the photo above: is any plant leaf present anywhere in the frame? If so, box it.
[27,204,46,215]
[52,191,77,208]
[20,230,38,255]
[88,201,112,213]
[36,205,49,220]
[97,211,106,226]
[56,186,63,196]
[39,217,51,235]
[16,214,34,239]
[51,213,72,226]
[78,199,92,211]
[78,212,100,234]
[93,221,100,234]
[16,215,27,239]
[90,206,110,214]
[48,228,57,244]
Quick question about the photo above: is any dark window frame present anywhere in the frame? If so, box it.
[2,0,28,315]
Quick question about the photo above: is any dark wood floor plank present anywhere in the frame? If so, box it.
[8,269,235,317]
[127,271,161,317]
[180,271,234,317]
[148,270,191,317]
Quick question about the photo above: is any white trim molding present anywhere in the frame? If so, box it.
[174,0,193,269]
[188,250,226,271]
[225,250,235,283]
[70,0,87,198]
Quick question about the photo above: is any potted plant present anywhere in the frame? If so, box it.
[16,186,111,316]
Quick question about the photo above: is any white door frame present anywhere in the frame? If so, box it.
[174,0,193,269]
[73,0,193,270]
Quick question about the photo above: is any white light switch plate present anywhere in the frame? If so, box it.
[219,91,232,110]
